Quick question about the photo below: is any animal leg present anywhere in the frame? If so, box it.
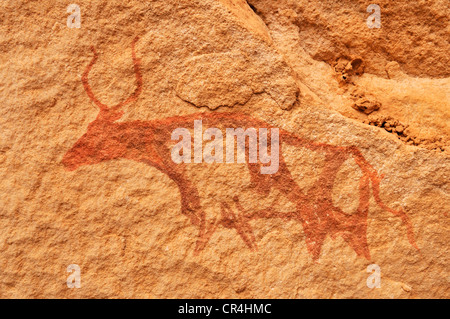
[220,199,257,250]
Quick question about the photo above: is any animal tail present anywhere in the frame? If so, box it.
[349,146,419,250]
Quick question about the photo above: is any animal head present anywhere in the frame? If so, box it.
[62,37,142,171]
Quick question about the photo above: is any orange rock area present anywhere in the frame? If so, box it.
[0,0,448,298]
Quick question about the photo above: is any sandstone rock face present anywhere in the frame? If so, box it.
[0,0,448,298]
[176,51,298,109]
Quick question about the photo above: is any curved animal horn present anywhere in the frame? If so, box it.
[81,36,143,113]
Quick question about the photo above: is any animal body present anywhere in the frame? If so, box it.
[62,37,417,260]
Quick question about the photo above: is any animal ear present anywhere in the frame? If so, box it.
[81,37,143,118]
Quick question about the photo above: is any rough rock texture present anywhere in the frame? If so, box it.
[176,51,298,109]
[0,0,448,298]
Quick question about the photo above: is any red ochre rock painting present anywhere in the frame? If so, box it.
[62,38,418,260]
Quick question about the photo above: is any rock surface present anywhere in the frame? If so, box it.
[0,0,448,298]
